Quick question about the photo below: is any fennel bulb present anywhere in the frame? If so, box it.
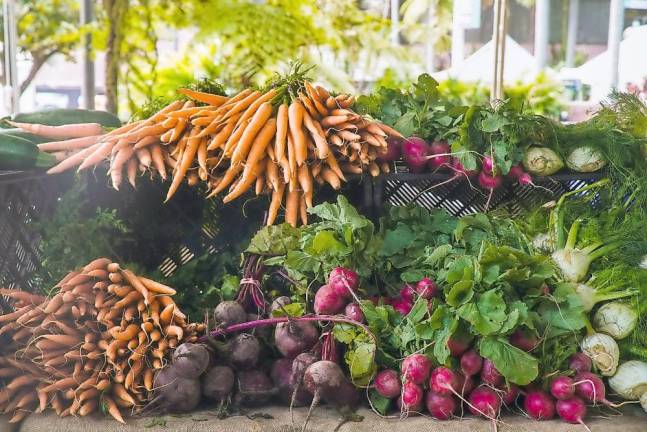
[592,302,638,339]
[609,361,647,400]
[581,333,619,376]
[523,147,564,176]
[566,147,606,172]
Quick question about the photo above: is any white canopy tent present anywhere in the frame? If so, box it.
[433,35,539,84]
[560,25,647,101]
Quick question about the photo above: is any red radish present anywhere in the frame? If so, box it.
[429,366,459,396]
[468,386,501,418]
[374,369,401,399]
[500,384,520,406]
[550,376,576,400]
[396,390,422,413]
[376,137,402,163]
[450,158,478,177]
[399,284,415,302]
[400,381,423,411]
[447,337,470,357]
[455,372,475,396]
[427,140,451,169]
[509,329,539,352]
[402,137,429,173]
[313,284,346,315]
[328,267,359,299]
[569,353,592,373]
[574,372,613,406]
[400,354,431,385]
[524,390,556,420]
[460,349,483,376]
[556,397,588,426]
[425,391,457,420]
[415,278,437,299]
[482,156,495,175]
[481,359,504,387]
[508,164,525,179]
[344,303,364,323]
[391,297,413,315]
[478,170,503,190]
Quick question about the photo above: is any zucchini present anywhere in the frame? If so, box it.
[0,128,51,144]
[0,134,56,170]
[10,109,121,128]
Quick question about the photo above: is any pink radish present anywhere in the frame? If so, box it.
[509,329,539,352]
[344,303,364,323]
[468,386,501,418]
[556,397,589,428]
[400,381,423,411]
[478,170,503,190]
[391,297,413,315]
[402,137,429,173]
[524,390,556,420]
[429,367,459,396]
[482,156,495,175]
[376,137,402,163]
[427,140,451,170]
[460,349,483,376]
[399,284,415,302]
[574,371,614,406]
[313,284,346,315]
[450,158,479,177]
[550,376,576,400]
[569,353,592,373]
[400,354,431,385]
[374,369,401,399]
[415,277,437,299]
[425,391,457,420]
[500,384,520,406]
[508,164,537,187]
[328,267,359,300]
[481,359,504,387]
[456,372,475,396]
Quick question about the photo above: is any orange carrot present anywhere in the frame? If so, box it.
[165,128,201,202]
[47,142,101,174]
[267,182,285,226]
[206,113,242,150]
[230,102,273,166]
[136,147,152,168]
[37,135,101,152]
[302,112,329,159]
[127,158,138,187]
[285,189,300,227]
[139,277,176,295]
[232,89,277,129]
[150,144,167,180]
[275,103,289,162]
[177,88,228,106]
[103,396,125,424]
[8,121,103,138]
[266,158,280,191]
[223,158,266,203]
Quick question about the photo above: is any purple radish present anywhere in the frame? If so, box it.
[569,353,592,373]
[376,137,402,163]
[374,369,401,399]
[478,170,503,190]
[427,140,451,170]
[450,158,479,177]
[556,397,588,426]
[429,366,459,396]
[314,284,346,315]
[344,303,364,322]
[509,329,539,352]
[401,353,431,385]
[425,391,457,420]
[550,376,576,401]
[468,386,501,419]
[481,359,504,387]
[482,156,495,175]
[456,372,475,396]
[415,277,437,299]
[574,371,615,406]
[524,390,556,420]
[447,337,470,357]
[460,349,483,377]
[402,137,429,173]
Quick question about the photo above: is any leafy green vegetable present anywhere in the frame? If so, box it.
[479,337,539,385]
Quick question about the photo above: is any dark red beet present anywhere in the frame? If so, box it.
[274,321,319,359]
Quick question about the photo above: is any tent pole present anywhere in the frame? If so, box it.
[607,0,624,90]
[3,0,20,115]
[491,0,507,101]
[80,0,95,109]
[451,0,465,67]
[425,1,436,73]
[534,0,550,71]
[390,0,400,45]
[565,0,579,68]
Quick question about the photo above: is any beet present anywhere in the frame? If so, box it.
[214,301,247,327]
[228,333,260,370]
[274,321,319,358]
[314,284,346,315]
[270,296,292,313]
[271,358,310,406]
[155,374,201,413]
[202,366,235,401]
[172,343,210,378]
[236,370,274,406]
[303,360,359,409]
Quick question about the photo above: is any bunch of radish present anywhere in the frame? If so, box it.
[313,267,363,322]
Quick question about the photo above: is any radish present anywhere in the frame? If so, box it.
[314,284,346,315]
[328,267,359,300]
[451,158,478,177]
[395,389,422,413]
[468,386,501,419]
[344,303,364,323]
[556,397,589,426]
[429,366,459,396]
[399,284,415,302]
[508,164,538,187]
[500,384,520,406]
[481,359,504,387]
[447,337,470,357]
[400,381,423,411]
[391,296,413,315]
[401,353,431,384]
[456,373,475,396]
[415,278,437,299]
[374,369,401,399]
[482,156,495,175]
[550,376,576,400]
[427,140,451,170]
[425,391,457,420]
[460,349,483,377]
[402,137,429,173]
[478,170,503,210]
[509,329,539,352]
[524,390,556,420]
[574,371,615,406]
[569,353,592,373]
[376,136,402,163]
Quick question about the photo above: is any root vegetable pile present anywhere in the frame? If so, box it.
[28,80,401,227]
[0,258,203,423]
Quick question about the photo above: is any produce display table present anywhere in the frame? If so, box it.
[7,406,647,432]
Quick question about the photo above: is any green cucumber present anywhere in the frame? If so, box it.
[0,134,56,170]
[0,128,51,144]
[10,109,121,128]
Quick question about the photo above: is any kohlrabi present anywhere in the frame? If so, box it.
[592,302,638,340]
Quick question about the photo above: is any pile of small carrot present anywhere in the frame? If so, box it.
[0,258,203,424]
[28,80,401,226]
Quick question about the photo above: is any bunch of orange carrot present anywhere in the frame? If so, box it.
[29,81,401,226]
[0,258,202,423]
